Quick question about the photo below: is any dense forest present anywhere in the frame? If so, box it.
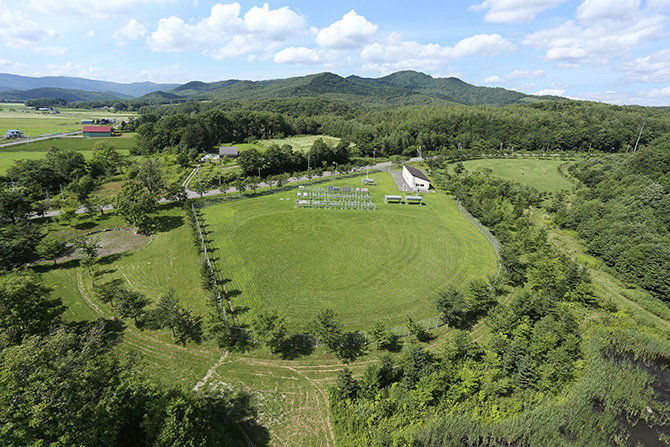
[557,143,670,302]
[123,98,670,161]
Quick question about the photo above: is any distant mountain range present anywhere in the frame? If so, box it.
[0,71,561,107]
[0,73,178,101]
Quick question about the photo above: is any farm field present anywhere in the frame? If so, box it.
[0,104,137,137]
[2,134,136,152]
[202,171,498,331]
[457,158,574,193]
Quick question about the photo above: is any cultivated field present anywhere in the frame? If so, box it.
[202,171,498,331]
[0,103,137,137]
[457,158,573,193]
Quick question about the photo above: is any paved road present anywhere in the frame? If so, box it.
[34,157,423,218]
[182,157,423,199]
[0,131,81,148]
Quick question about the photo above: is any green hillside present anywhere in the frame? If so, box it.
[161,71,552,107]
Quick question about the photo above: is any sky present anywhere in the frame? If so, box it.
[1,0,669,105]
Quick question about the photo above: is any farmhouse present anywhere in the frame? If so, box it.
[219,146,239,158]
[83,126,112,137]
[402,165,431,191]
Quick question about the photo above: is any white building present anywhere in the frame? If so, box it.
[402,165,431,191]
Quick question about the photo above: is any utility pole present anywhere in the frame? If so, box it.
[257,167,261,179]
[633,122,645,152]
[307,154,310,171]
[60,184,65,202]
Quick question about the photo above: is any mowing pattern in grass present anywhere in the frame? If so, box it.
[36,206,219,385]
[202,172,497,331]
[459,158,573,193]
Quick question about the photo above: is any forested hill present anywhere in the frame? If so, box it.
[0,87,131,102]
[148,71,557,107]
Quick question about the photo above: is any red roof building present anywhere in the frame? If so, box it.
[83,126,112,137]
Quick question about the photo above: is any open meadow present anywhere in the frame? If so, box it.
[457,158,574,193]
[0,103,137,137]
[201,171,498,331]
[222,135,341,154]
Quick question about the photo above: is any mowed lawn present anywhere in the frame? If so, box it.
[202,172,498,331]
[459,158,573,193]
[35,206,220,385]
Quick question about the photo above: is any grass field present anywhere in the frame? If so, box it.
[457,158,574,193]
[0,106,137,137]
[34,205,220,386]
[202,171,498,331]
[256,135,340,152]
[2,134,136,152]
[0,135,135,173]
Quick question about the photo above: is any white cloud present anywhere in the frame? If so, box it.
[0,11,65,55]
[576,0,640,20]
[28,0,175,19]
[361,33,515,64]
[316,10,377,49]
[114,19,147,46]
[85,30,95,38]
[243,4,305,40]
[647,86,670,96]
[523,8,666,66]
[483,69,545,84]
[469,0,566,23]
[147,2,304,57]
[623,49,670,82]
[533,88,565,95]
[274,46,322,64]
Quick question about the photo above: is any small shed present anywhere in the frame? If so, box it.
[219,146,239,158]
[402,165,431,191]
[81,119,94,125]
[83,126,112,137]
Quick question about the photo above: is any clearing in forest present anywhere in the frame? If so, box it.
[458,158,573,193]
[202,171,497,331]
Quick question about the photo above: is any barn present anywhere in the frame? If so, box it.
[219,146,239,158]
[83,126,112,137]
[402,165,431,191]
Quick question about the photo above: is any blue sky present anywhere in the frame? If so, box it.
[1,0,669,105]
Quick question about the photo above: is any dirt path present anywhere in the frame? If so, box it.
[194,352,229,392]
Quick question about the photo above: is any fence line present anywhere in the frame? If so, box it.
[191,204,230,330]
[456,197,502,278]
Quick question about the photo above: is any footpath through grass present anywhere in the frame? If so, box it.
[458,158,574,193]
[202,171,498,332]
